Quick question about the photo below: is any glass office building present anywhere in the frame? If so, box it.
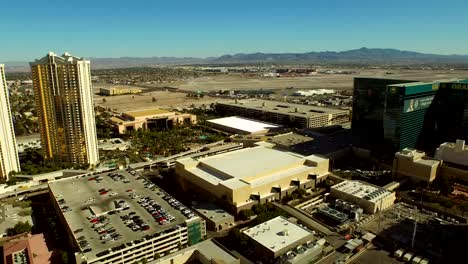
[351,78,416,153]
[419,81,468,152]
[383,79,468,153]
[352,78,468,157]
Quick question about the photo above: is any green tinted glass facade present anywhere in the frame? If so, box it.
[351,78,415,150]
[419,81,468,151]
[187,220,203,245]
[384,79,468,152]
[384,82,437,151]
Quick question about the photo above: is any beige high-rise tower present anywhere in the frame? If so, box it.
[30,52,99,167]
[0,64,21,180]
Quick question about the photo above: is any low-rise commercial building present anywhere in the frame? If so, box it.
[192,203,235,232]
[176,145,329,211]
[216,99,349,129]
[393,148,440,183]
[435,139,468,167]
[48,171,206,264]
[151,238,239,264]
[2,233,53,264]
[330,180,396,213]
[99,87,142,96]
[392,141,468,184]
[207,116,281,135]
[243,216,324,261]
[268,132,314,151]
[110,108,197,134]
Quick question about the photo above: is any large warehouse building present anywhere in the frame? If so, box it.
[330,180,396,213]
[48,172,206,264]
[216,99,349,129]
[176,144,330,211]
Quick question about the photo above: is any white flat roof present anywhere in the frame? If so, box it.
[243,216,313,254]
[332,180,391,202]
[207,116,280,133]
[200,146,305,181]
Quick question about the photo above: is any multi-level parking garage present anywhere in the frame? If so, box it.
[49,169,206,264]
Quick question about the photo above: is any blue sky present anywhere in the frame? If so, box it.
[1,0,468,61]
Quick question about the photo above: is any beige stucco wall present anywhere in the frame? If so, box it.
[176,155,330,210]
[393,155,440,183]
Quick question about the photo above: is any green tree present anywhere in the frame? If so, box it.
[252,204,267,215]
[154,253,161,259]
[238,209,254,220]
[60,251,69,264]
[152,97,157,102]
[102,98,107,103]
[7,221,32,236]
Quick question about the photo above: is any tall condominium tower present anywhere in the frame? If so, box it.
[30,52,99,166]
[0,64,21,180]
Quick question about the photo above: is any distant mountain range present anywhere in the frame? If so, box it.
[5,48,468,71]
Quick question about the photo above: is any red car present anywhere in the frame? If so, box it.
[126,189,133,192]
[100,191,108,195]
[142,226,150,231]
[90,219,99,223]
[88,177,96,181]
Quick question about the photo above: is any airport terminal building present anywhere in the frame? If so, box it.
[216,99,349,129]
[176,144,330,211]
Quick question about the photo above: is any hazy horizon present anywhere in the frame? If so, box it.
[2,0,468,61]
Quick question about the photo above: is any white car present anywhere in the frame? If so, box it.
[109,192,118,197]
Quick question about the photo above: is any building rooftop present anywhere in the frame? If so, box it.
[439,140,468,152]
[48,171,193,259]
[269,133,314,148]
[331,180,392,203]
[435,140,468,167]
[2,233,53,264]
[109,116,125,124]
[219,99,346,118]
[396,148,440,167]
[387,78,467,88]
[194,239,238,263]
[207,116,280,134]
[243,216,313,254]
[30,52,87,65]
[153,239,239,264]
[124,108,171,119]
[100,87,141,91]
[184,146,326,186]
[193,203,234,224]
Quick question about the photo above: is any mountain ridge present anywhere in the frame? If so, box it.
[4,47,468,71]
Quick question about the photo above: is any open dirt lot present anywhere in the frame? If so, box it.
[174,68,468,92]
[93,68,467,112]
[93,88,228,112]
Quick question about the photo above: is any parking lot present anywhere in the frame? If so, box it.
[49,169,196,259]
